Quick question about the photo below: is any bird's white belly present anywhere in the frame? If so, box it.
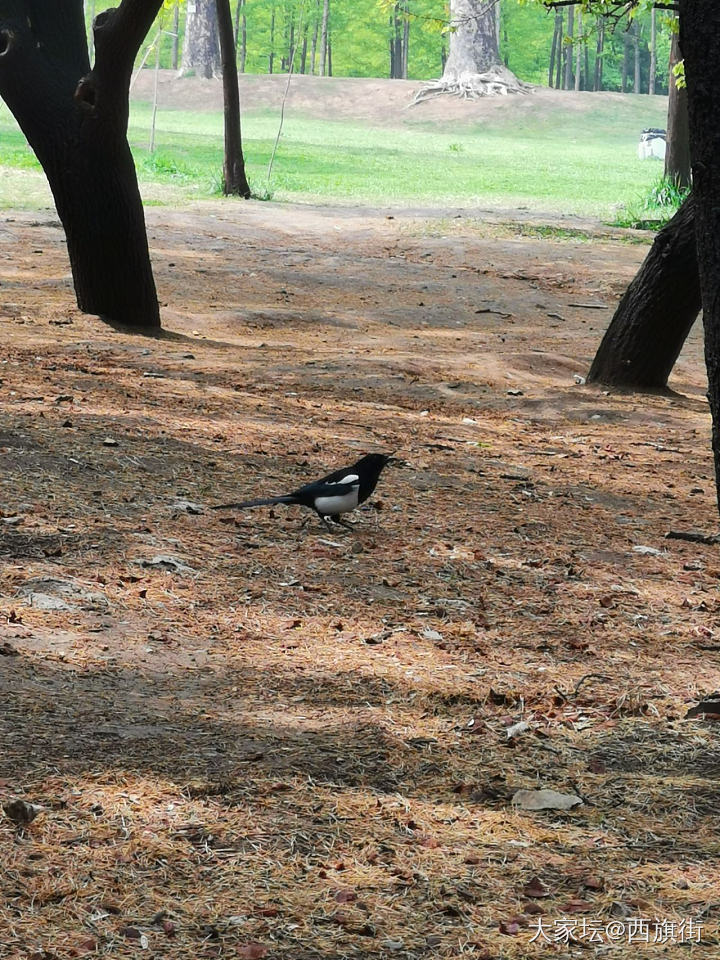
[314,487,359,515]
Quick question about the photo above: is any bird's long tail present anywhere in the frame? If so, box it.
[211,495,297,511]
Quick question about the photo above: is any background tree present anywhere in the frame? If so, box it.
[665,28,691,188]
[681,0,720,513]
[216,0,251,196]
[181,0,220,77]
[0,0,163,331]
[415,0,530,99]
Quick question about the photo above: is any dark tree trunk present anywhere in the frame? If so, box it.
[319,0,329,76]
[594,17,604,91]
[563,4,574,91]
[172,0,180,71]
[633,20,641,94]
[587,195,700,390]
[402,6,409,79]
[681,0,720,513]
[649,7,656,95]
[216,0,250,198]
[555,10,563,89]
[311,0,319,74]
[300,23,308,73]
[181,0,220,78]
[549,12,561,88]
[0,0,162,331]
[665,29,691,189]
[622,29,630,92]
[269,7,275,73]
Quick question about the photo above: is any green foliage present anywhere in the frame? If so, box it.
[613,174,690,229]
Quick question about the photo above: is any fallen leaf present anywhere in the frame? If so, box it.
[523,876,551,898]
[237,945,268,960]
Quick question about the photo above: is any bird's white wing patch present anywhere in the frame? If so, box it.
[328,473,359,486]
[314,484,360,515]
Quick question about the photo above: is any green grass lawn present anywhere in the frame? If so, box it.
[0,91,669,218]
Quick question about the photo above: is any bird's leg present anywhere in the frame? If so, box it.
[316,511,334,532]
[334,516,356,531]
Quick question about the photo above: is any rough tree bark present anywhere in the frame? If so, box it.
[181,0,220,79]
[0,0,162,331]
[414,0,530,101]
[587,195,700,390]
[665,29,691,189]
[681,0,720,513]
[216,0,250,198]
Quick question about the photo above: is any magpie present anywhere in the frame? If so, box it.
[212,453,393,528]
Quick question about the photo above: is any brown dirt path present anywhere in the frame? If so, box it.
[1,201,719,959]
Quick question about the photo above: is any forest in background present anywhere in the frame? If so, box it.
[84,0,674,94]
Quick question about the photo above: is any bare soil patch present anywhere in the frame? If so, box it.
[1,201,720,959]
[131,70,658,128]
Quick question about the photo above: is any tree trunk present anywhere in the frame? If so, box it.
[594,16,604,91]
[681,0,720,513]
[181,0,220,78]
[548,12,562,87]
[649,7,656,95]
[319,0,329,77]
[216,0,250,198]
[300,22,308,74]
[413,0,527,99]
[555,10,563,89]
[311,0,319,74]
[621,29,630,92]
[0,0,162,332]
[633,20,641,94]
[563,4,574,91]
[402,3,409,79]
[172,1,180,71]
[269,7,275,73]
[665,29,691,189]
[574,8,582,92]
[587,195,700,390]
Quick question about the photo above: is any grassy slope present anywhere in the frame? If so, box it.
[0,84,668,217]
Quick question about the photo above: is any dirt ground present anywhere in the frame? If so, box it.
[131,70,645,126]
[2,196,720,960]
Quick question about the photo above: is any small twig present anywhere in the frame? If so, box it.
[570,673,613,698]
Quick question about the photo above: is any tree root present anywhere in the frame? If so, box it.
[412,67,533,104]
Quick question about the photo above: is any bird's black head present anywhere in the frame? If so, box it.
[355,452,393,472]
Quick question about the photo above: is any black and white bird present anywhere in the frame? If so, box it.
[212,453,393,528]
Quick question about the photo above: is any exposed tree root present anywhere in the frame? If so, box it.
[412,66,532,103]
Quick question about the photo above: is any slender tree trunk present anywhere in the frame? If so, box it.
[402,2,409,79]
[311,0,320,74]
[548,15,560,87]
[320,0,330,77]
[594,16,604,91]
[587,195,700,390]
[564,5,574,91]
[0,0,163,331]
[300,22,308,74]
[327,31,332,76]
[216,0,250,198]
[574,8,582,92]
[171,1,180,70]
[555,10,563,89]
[181,0,220,78]
[633,20,641,94]
[269,7,275,74]
[649,7,657,95]
[665,29,691,188]
[681,0,720,513]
